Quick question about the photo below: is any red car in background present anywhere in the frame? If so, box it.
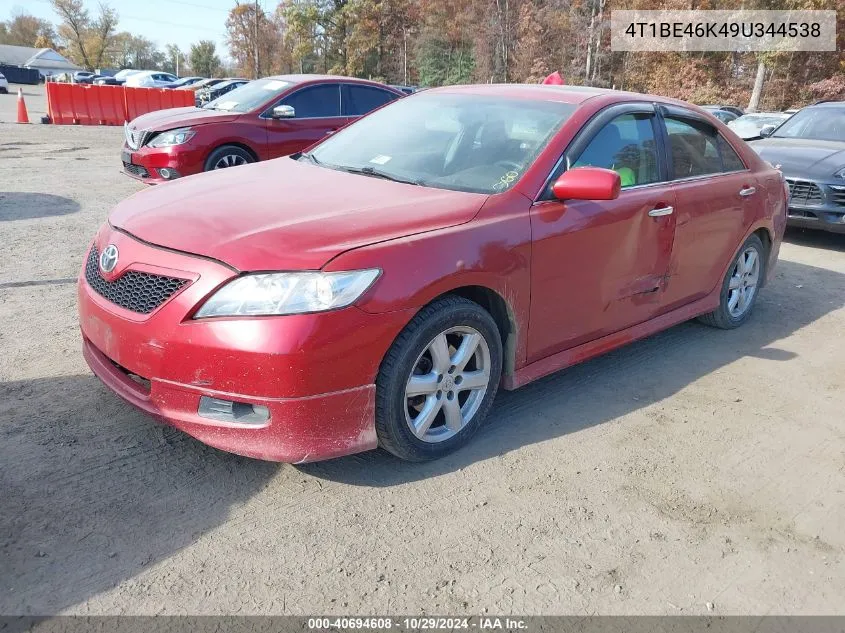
[121,74,403,184]
[83,84,786,463]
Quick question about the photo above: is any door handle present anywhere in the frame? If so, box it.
[739,186,756,197]
[648,206,674,217]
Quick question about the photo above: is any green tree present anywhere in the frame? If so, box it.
[190,40,221,77]
[164,43,185,75]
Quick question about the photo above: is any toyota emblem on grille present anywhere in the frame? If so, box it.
[99,244,119,273]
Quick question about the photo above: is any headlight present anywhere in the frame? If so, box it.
[147,127,195,148]
[194,269,381,318]
[834,167,845,179]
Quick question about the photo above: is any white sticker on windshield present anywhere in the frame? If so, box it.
[263,80,289,90]
[369,154,392,165]
[215,101,238,110]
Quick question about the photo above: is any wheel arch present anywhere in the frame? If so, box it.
[418,284,519,379]
[203,141,260,170]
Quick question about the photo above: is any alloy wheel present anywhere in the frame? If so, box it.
[213,154,248,169]
[728,246,761,318]
[404,326,491,443]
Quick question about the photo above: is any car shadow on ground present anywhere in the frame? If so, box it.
[0,375,279,614]
[300,257,845,486]
[0,192,80,221]
[1,259,841,613]
[783,227,845,252]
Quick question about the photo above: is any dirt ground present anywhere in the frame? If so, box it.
[1,84,844,616]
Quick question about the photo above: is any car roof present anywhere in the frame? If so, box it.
[264,74,395,88]
[806,101,845,108]
[419,83,689,107]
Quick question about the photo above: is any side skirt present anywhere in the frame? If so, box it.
[502,291,720,390]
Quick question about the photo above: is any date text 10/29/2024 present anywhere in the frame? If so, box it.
[307,617,528,630]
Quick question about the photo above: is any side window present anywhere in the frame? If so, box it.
[571,113,659,188]
[281,85,341,118]
[717,135,746,171]
[665,117,722,179]
[343,85,398,116]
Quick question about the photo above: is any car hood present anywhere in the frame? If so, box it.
[128,106,240,132]
[109,158,489,271]
[749,137,845,179]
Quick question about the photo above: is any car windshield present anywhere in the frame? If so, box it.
[772,107,845,141]
[204,79,287,112]
[307,93,575,194]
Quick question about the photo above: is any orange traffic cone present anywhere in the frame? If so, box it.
[17,88,30,124]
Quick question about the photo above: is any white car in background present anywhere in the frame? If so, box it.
[0,72,9,94]
[124,71,178,88]
[728,112,792,140]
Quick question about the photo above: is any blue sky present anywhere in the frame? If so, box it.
[1,0,238,61]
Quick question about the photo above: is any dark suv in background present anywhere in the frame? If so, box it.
[750,102,845,234]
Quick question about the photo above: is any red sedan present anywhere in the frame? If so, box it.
[121,75,403,184]
[81,84,787,462]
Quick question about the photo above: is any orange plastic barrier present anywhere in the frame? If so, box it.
[84,85,126,125]
[46,83,195,126]
[46,82,79,125]
[124,86,194,121]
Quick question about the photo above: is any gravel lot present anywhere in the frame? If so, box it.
[1,84,844,616]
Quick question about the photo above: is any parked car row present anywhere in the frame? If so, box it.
[195,78,249,106]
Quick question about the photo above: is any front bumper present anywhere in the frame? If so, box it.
[78,226,413,462]
[784,178,845,234]
[122,142,205,184]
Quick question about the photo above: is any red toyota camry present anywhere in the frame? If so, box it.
[80,84,787,463]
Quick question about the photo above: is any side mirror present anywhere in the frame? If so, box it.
[759,124,776,138]
[272,105,295,119]
[552,167,621,201]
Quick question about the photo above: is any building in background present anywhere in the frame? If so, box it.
[0,45,82,79]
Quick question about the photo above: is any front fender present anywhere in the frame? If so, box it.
[325,193,533,369]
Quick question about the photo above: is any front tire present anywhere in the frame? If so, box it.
[204,145,254,171]
[698,234,766,329]
[375,296,503,461]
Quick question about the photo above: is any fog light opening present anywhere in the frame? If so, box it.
[198,396,270,425]
[158,168,180,180]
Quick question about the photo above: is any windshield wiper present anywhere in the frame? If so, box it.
[300,152,323,166]
[337,165,425,186]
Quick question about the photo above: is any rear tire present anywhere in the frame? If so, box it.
[204,145,254,171]
[698,234,766,329]
[375,296,503,461]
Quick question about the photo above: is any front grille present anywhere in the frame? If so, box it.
[123,125,149,150]
[828,188,845,207]
[785,179,823,206]
[787,209,818,219]
[85,247,189,314]
[123,161,149,178]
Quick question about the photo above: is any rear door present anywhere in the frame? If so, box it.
[341,84,400,122]
[527,103,678,361]
[657,106,763,311]
[263,83,345,159]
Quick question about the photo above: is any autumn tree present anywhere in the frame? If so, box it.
[0,12,57,48]
[226,2,281,78]
[190,40,222,77]
[51,0,118,71]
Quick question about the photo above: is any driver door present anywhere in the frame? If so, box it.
[263,83,348,159]
[527,104,678,362]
